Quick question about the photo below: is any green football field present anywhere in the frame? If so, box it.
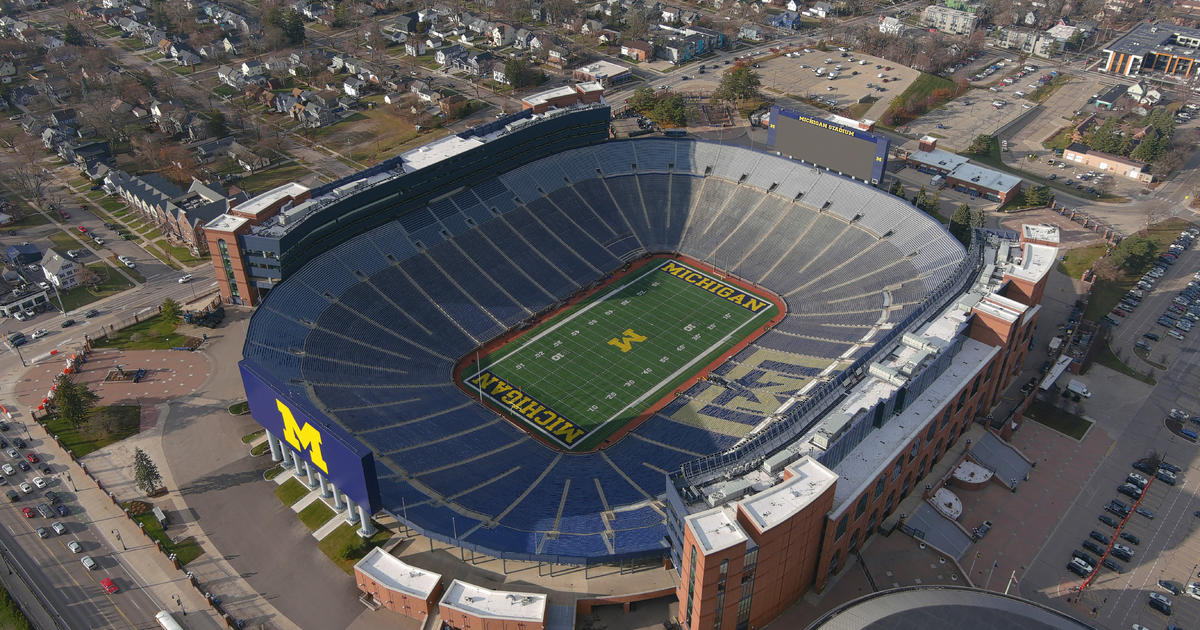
[459,258,780,451]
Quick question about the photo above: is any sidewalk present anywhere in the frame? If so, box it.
[21,412,223,628]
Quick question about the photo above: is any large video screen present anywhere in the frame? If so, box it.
[767,107,889,184]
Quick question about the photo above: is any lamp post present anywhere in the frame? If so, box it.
[111,529,125,550]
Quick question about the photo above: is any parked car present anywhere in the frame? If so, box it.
[1083,540,1106,556]
[1089,530,1110,544]
[1098,514,1119,528]
[80,555,97,570]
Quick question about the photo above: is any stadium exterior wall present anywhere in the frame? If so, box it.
[240,361,382,512]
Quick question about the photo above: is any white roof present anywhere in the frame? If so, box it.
[401,134,485,171]
[685,505,746,553]
[354,547,442,599]
[440,580,546,623]
[908,148,968,172]
[523,85,582,106]
[1007,242,1056,284]
[949,162,1022,194]
[205,213,249,232]
[1022,224,1060,245]
[574,60,629,79]
[739,458,837,533]
[235,182,309,219]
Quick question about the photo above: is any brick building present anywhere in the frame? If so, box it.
[520,82,606,113]
[439,580,546,630]
[354,548,444,622]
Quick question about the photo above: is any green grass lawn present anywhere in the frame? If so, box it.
[125,505,204,565]
[964,137,1125,204]
[0,584,32,630]
[240,428,263,443]
[57,264,135,312]
[1042,126,1075,152]
[461,258,777,451]
[316,523,393,574]
[298,501,336,530]
[106,256,145,283]
[1057,243,1108,279]
[155,241,208,266]
[274,477,309,506]
[90,314,190,350]
[236,163,312,194]
[47,230,86,253]
[42,405,140,458]
[99,198,124,213]
[1095,340,1156,385]
[883,72,957,124]
[4,212,51,228]
[231,402,251,417]
[1023,398,1093,440]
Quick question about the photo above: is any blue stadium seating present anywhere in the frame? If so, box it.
[244,138,966,564]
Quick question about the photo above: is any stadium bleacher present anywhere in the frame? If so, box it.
[243,138,965,564]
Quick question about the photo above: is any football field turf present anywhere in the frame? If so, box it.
[459,258,781,451]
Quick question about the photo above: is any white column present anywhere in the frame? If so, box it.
[267,433,282,462]
[345,496,360,524]
[304,461,318,488]
[280,447,292,466]
[292,455,303,477]
[357,505,376,538]
[331,483,344,510]
[317,473,331,498]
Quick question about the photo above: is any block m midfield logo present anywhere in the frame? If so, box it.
[278,399,329,473]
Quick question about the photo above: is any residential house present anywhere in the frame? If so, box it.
[582,19,603,34]
[492,66,509,84]
[10,85,38,108]
[492,23,515,46]
[57,140,110,170]
[194,136,235,162]
[786,0,801,10]
[0,61,16,78]
[512,28,533,49]
[405,39,426,56]
[435,44,468,65]
[739,24,765,40]
[41,249,80,289]
[241,60,264,76]
[48,109,77,128]
[621,40,654,61]
[274,93,298,114]
[384,92,406,104]
[228,141,269,171]
[997,28,1058,57]
[810,1,834,17]
[878,16,903,34]
[217,65,244,88]
[41,127,62,150]
[1127,82,1162,105]
[344,77,367,97]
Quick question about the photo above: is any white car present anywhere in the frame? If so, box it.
[124,261,136,269]
[1188,581,1200,600]
[18,482,31,494]
[1149,592,1171,605]
[32,476,46,489]
[80,555,97,570]
[1,464,13,476]
[178,274,192,283]
[51,521,66,535]
[30,329,47,340]
[117,255,132,263]
[66,540,82,553]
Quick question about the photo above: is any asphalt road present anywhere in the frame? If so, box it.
[0,436,164,629]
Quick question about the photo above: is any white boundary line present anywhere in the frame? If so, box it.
[468,259,776,448]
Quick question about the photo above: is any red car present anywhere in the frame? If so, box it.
[59,210,69,220]
[25,453,38,464]
[77,225,87,233]
[1110,309,1126,317]
[21,507,33,518]
[100,578,118,593]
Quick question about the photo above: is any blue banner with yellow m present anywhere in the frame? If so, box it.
[239,361,381,512]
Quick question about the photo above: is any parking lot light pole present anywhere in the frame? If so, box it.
[112,529,125,550]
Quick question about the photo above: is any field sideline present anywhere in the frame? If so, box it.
[458,256,783,451]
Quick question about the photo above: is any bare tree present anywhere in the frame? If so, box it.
[10,140,52,205]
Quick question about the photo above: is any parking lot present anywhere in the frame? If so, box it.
[902,90,1028,152]
[752,48,920,121]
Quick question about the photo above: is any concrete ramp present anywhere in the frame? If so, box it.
[970,432,1033,488]
[902,503,972,560]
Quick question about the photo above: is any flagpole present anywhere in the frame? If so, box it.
[1004,569,1017,595]
[985,560,998,590]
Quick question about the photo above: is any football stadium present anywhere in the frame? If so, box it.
[233,101,1057,629]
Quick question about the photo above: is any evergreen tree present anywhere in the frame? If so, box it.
[160,298,181,322]
[713,66,761,104]
[888,179,905,198]
[55,377,98,429]
[949,203,973,245]
[132,447,163,495]
[63,23,86,47]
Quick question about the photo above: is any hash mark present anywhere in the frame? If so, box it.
[551,353,563,361]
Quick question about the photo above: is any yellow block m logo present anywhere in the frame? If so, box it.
[279,399,328,473]
[607,328,647,353]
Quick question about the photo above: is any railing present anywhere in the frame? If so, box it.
[672,229,986,486]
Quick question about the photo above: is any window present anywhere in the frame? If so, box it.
[940,407,952,427]
[855,494,868,519]
[892,459,903,480]
[970,375,981,396]
[720,559,728,575]
[873,477,885,499]
[835,514,848,540]
[955,390,968,411]
[925,423,936,442]
[908,441,920,463]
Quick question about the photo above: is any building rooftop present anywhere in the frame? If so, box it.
[1095,84,1127,104]
[355,548,442,599]
[739,458,837,533]
[234,182,309,220]
[1022,224,1060,245]
[1103,22,1200,57]
[686,506,747,553]
[205,213,249,233]
[947,162,1022,193]
[1007,242,1057,284]
[401,134,486,171]
[573,60,629,80]
[908,148,968,172]
[440,580,547,623]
